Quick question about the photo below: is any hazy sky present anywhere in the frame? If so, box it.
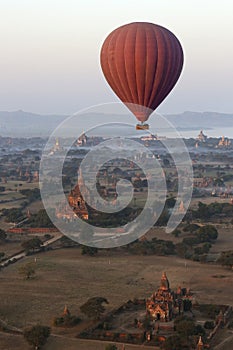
[0,0,232,115]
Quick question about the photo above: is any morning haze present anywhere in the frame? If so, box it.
[0,0,232,115]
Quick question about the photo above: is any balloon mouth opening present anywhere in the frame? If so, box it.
[136,123,149,130]
[129,107,152,123]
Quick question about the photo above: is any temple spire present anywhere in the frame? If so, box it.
[197,336,203,350]
[160,272,170,291]
[63,305,70,317]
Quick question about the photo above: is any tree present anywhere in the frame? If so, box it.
[197,225,218,242]
[165,197,176,208]
[171,229,181,238]
[59,235,77,248]
[0,252,5,261]
[53,313,81,327]
[22,238,43,253]
[0,229,7,242]
[183,299,192,312]
[195,202,210,220]
[163,158,170,167]
[174,317,196,338]
[28,209,54,228]
[20,188,41,202]
[194,324,206,337]
[204,321,215,329]
[156,208,170,226]
[175,242,192,259]
[23,325,50,350]
[143,316,151,330]
[81,246,98,256]
[164,335,188,350]
[218,251,233,269]
[1,207,23,222]
[18,262,36,279]
[80,297,108,320]
[105,345,118,350]
[183,223,200,233]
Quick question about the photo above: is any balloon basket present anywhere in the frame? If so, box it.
[136,124,149,130]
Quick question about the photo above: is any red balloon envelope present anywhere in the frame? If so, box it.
[100,22,184,126]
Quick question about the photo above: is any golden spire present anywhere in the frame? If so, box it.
[160,272,170,291]
[63,305,70,317]
[197,336,203,350]
[178,200,185,213]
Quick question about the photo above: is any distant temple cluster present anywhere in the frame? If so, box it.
[49,138,61,155]
[217,135,231,148]
[195,130,207,148]
[77,132,88,146]
[195,130,231,149]
[197,130,207,143]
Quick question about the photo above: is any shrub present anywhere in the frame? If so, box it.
[204,321,215,329]
[53,315,81,327]
[103,322,112,330]
[199,304,221,319]
[183,223,200,232]
[23,325,50,349]
[18,262,36,280]
[194,324,206,336]
[105,344,118,350]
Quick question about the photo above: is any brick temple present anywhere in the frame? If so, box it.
[146,272,192,322]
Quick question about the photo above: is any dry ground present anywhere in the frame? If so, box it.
[0,242,23,257]
[146,225,233,254]
[0,332,160,350]
[1,218,233,350]
[207,224,233,253]
[0,249,233,349]
[0,332,28,350]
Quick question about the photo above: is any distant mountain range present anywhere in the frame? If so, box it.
[0,110,233,137]
[0,110,66,137]
[166,111,233,129]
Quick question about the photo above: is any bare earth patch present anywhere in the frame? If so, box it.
[1,249,233,349]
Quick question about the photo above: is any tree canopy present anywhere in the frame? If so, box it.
[23,325,50,350]
[80,297,108,320]
[22,237,43,253]
[196,225,218,242]
[105,345,118,350]
[218,251,233,269]
[18,262,36,280]
[0,229,7,242]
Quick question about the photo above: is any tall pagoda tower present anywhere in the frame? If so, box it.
[146,272,173,321]
[68,169,89,220]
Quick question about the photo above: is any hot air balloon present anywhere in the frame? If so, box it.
[100,22,184,130]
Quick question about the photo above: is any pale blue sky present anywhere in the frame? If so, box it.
[0,0,232,114]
